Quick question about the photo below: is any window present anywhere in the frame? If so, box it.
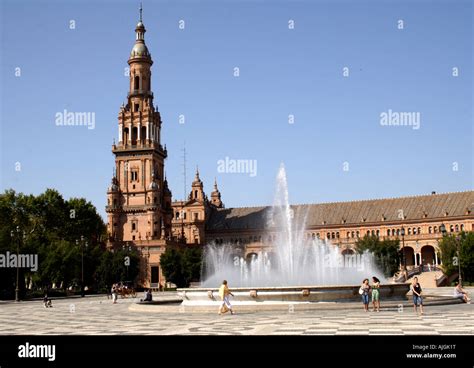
[351,231,355,238]
[113,199,117,206]
[132,235,135,240]
[175,212,179,219]
[418,227,421,234]
[450,225,454,232]
[396,229,400,236]
[392,229,396,236]
[134,103,139,112]
[434,226,438,233]
[131,171,138,182]
[413,228,417,235]
[326,233,330,239]
[336,232,340,239]
[356,231,359,238]
[312,233,316,240]
[194,213,199,220]
[455,224,459,232]
[194,190,198,199]
[132,222,136,231]
[371,230,375,236]
[347,232,350,238]
[387,229,390,236]
[408,228,412,235]
[134,75,139,90]
[428,226,432,234]
[331,232,335,239]
[461,224,464,231]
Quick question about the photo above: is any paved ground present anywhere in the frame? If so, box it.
[0,291,473,335]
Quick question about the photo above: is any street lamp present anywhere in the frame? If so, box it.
[76,236,88,297]
[10,226,21,302]
[400,227,407,279]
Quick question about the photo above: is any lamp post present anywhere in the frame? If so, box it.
[76,236,88,297]
[400,227,407,279]
[10,226,21,302]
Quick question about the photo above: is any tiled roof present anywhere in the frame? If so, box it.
[206,191,474,231]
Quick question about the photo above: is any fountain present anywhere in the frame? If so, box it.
[178,164,409,311]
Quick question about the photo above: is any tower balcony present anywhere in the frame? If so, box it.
[112,141,167,157]
[127,90,154,99]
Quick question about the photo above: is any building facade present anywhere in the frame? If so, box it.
[106,11,474,287]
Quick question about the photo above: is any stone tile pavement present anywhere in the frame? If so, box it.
[0,294,473,335]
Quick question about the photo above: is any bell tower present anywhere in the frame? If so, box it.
[106,5,174,288]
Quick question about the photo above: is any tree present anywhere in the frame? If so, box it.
[439,232,474,282]
[160,246,203,288]
[355,235,401,277]
[0,189,108,299]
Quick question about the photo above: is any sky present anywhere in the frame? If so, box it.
[0,0,472,220]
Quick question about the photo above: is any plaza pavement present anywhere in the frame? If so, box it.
[0,289,473,335]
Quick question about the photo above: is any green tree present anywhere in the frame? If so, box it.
[439,232,474,282]
[355,235,401,277]
[160,247,186,287]
[160,246,203,288]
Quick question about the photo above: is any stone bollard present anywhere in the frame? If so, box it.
[302,289,310,297]
[250,290,258,298]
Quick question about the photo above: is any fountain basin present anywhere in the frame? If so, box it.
[178,283,410,311]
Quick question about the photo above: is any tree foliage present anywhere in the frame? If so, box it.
[0,189,140,299]
[355,235,401,277]
[160,246,202,288]
[439,232,474,282]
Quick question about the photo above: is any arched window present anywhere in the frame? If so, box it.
[371,230,375,236]
[367,230,370,236]
[134,75,139,90]
[392,229,396,236]
[312,233,316,240]
[327,233,330,239]
[428,226,432,234]
[434,226,438,233]
[408,228,412,235]
[387,229,390,236]
[461,224,464,231]
[418,227,421,234]
[356,231,360,238]
[336,232,340,239]
[194,190,198,199]
[351,231,355,238]
[376,230,379,237]
[347,232,350,238]
[413,228,417,235]
[455,224,459,232]
[450,225,454,232]
[331,232,335,239]
[396,229,400,236]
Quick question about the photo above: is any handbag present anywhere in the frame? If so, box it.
[358,287,364,295]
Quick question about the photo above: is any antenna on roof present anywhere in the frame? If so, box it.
[181,142,187,201]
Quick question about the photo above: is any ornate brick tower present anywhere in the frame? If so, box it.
[106,6,175,288]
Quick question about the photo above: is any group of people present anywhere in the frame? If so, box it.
[359,277,381,312]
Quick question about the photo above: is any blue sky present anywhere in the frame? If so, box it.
[1,0,472,219]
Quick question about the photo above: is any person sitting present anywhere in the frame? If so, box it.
[454,281,471,303]
[140,289,152,302]
[43,293,53,308]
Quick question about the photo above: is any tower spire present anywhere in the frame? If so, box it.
[139,3,143,22]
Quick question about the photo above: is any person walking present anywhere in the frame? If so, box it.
[411,277,424,315]
[111,284,118,304]
[218,280,235,315]
[359,278,371,312]
[371,276,381,312]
